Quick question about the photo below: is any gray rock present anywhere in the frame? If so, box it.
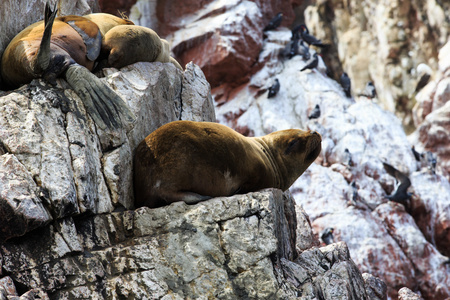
[398,287,424,300]
[362,273,387,300]
[0,61,214,242]
[0,154,52,242]
[0,189,382,299]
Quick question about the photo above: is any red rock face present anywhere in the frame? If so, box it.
[98,0,137,16]
[163,0,297,89]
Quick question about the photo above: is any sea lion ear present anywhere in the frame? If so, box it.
[284,139,301,155]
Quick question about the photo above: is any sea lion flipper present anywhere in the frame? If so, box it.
[36,3,58,73]
[65,64,135,129]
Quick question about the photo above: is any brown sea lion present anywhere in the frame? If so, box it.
[82,13,135,37]
[102,25,183,70]
[0,4,135,129]
[134,120,322,208]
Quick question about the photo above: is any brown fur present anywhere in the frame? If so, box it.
[134,121,322,208]
[102,25,183,70]
[1,17,99,88]
[82,13,134,37]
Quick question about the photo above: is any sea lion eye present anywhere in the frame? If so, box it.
[285,139,299,155]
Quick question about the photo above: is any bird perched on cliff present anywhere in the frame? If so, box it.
[411,146,421,162]
[297,40,310,60]
[358,82,377,99]
[344,148,354,167]
[263,12,283,31]
[340,72,352,98]
[424,151,437,174]
[383,162,412,207]
[298,24,326,48]
[308,104,321,119]
[268,79,280,98]
[283,39,310,60]
[291,24,303,40]
[348,181,358,205]
[414,63,432,93]
[300,53,319,72]
[320,228,334,245]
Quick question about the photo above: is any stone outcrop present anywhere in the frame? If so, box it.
[302,0,449,132]
[210,26,449,299]
[124,1,450,298]
[410,41,450,180]
[0,61,215,243]
[136,0,298,89]
[0,188,387,299]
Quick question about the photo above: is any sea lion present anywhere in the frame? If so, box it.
[82,13,135,37]
[0,4,135,129]
[133,120,322,208]
[102,25,183,70]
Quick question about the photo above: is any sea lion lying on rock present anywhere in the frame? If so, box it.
[0,4,135,129]
[1,4,182,129]
[100,24,183,70]
[134,121,322,208]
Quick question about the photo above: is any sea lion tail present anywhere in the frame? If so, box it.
[36,2,58,73]
[65,64,136,130]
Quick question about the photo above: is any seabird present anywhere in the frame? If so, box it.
[320,228,334,245]
[263,12,283,31]
[383,162,412,206]
[300,53,319,72]
[308,104,321,119]
[358,82,377,99]
[340,72,352,98]
[268,79,280,98]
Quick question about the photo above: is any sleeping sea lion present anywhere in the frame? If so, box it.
[133,120,322,208]
[0,4,135,129]
[102,25,183,70]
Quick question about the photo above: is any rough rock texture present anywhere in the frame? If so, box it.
[0,61,215,243]
[210,26,450,300]
[98,0,137,16]
[0,188,384,299]
[130,0,298,89]
[0,0,99,73]
[128,1,450,298]
[129,0,448,133]
[302,0,449,132]
[410,41,450,180]
[398,287,425,300]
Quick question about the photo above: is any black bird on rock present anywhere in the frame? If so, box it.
[268,78,280,98]
[299,24,326,48]
[308,104,321,119]
[424,151,437,174]
[263,12,283,32]
[411,146,421,162]
[285,39,310,60]
[291,24,303,40]
[344,148,354,167]
[340,72,352,98]
[320,228,334,245]
[300,52,319,72]
[358,82,377,99]
[383,162,412,207]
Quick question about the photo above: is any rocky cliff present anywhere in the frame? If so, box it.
[1,0,449,300]
[123,0,449,299]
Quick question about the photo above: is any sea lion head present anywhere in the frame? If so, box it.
[261,129,322,190]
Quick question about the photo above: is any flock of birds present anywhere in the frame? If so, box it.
[260,12,440,246]
[262,12,377,122]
